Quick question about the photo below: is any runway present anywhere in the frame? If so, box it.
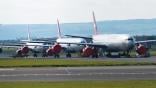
[1,66,156,81]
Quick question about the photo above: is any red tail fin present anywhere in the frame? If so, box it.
[57,19,62,38]
[92,11,98,35]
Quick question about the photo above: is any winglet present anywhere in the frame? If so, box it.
[92,11,98,35]
[57,19,62,38]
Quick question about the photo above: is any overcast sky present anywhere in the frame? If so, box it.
[0,0,156,24]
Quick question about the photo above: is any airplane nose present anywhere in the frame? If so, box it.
[128,40,135,49]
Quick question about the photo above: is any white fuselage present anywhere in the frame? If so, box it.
[25,42,49,51]
[93,34,135,52]
[56,38,86,52]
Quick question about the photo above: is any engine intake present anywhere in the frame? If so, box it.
[16,46,29,56]
[46,44,62,56]
[136,44,147,55]
[21,46,29,54]
[82,46,94,57]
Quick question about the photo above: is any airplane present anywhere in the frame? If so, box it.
[55,19,87,57]
[0,20,87,58]
[59,11,156,58]
[0,25,62,58]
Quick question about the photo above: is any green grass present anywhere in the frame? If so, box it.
[0,58,156,68]
[130,50,156,56]
[0,80,156,88]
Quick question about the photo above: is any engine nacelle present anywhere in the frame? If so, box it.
[16,49,22,56]
[46,48,53,56]
[52,44,62,54]
[21,46,29,54]
[16,46,29,56]
[136,44,147,56]
[82,46,94,57]
[46,44,62,56]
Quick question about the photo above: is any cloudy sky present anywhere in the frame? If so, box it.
[0,0,156,24]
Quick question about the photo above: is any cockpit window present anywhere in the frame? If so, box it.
[81,40,86,43]
[127,37,133,41]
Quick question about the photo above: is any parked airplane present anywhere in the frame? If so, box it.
[62,12,156,58]
[0,25,62,58]
[56,19,87,57]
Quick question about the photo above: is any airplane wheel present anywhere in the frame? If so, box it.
[126,54,131,58]
[54,54,60,58]
[42,53,47,57]
[0,48,2,53]
[95,54,98,58]
[106,52,111,57]
[118,53,121,58]
[66,53,71,58]
[57,55,60,58]
[33,53,37,57]
[92,54,98,58]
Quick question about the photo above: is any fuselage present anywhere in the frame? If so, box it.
[56,38,86,52]
[25,41,50,51]
[92,34,135,52]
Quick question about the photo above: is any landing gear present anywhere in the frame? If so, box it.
[0,48,2,54]
[33,53,37,57]
[92,47,99,58]
[118,53,121,58]
[92,54,98,58]
[105,50,131,58]
[42,53,47,57]
[106,52,112,57]
[66,53,71,58]
[123,51,131,58]
[54,54,60,58]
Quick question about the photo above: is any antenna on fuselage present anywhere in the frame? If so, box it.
[57,19,62,38]
[92,11,98,35]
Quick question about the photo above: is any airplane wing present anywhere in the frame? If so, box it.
[0,43,53,48]
[135,40,156,44]
[0,43,24,48]
[57,42,107,48]
[65,35,92,40]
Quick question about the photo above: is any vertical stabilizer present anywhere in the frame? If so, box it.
[57,19,62,38]
[27,24,31,41]
[92,11,98,35]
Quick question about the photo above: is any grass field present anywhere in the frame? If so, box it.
[0,80,156,88]
[0,58,156,67]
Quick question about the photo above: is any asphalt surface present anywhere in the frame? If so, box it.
[0,66,156,81]
[1,52,156,62]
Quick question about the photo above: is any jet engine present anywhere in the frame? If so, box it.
[46,44,62,56]
[136,44,149,57]
[16,46,29,56]
[46,48,53,56]
[82,46,94,57]
[16,49,22,56]
[21,46,29,54]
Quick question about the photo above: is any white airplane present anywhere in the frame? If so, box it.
[0,25,62,58]
[21,25,51,52]
[55,19,87,57]
[62,12,156,58]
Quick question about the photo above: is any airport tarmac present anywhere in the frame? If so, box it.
[1,53,156,62]
[0,66,156,81]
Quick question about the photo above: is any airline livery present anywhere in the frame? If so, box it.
[62,12,156,58]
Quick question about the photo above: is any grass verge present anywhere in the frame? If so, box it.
[0,80,156,88]
[0,58,156,67]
